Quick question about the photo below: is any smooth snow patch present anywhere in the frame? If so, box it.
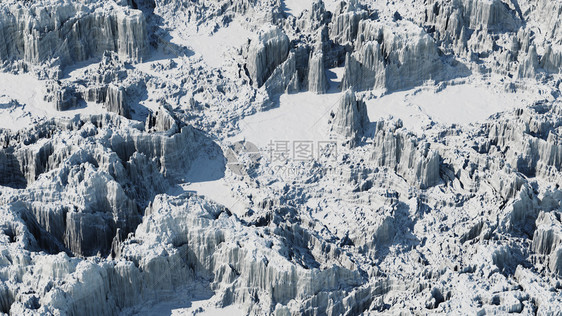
[366,83,539,132]
[170,304,244,316]
[232,91,343,148]
[62,57,101,79]
[122,284,244,316]
[283,0,339,16]
[176,146,249,216]
[183,179,248,216]
[0,72,106,131]
[140,301,244,316]
[0,72,50,112]
[179,19,251,68]
[231,81,539,144]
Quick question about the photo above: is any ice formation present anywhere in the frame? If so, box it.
[246,25,290,88]
[0,0,561,315]
[342,20,448,91]
[331,89,368,138]
[0,0,147,74]
[308,50,329,94]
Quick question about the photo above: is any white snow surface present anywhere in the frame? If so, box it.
[178,19,252,68]
[0,72,106,130]
[232,91,343,147]
[366,80,543,132]
[284,0,339,16]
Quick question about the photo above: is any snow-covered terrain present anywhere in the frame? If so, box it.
[0,0,561,315]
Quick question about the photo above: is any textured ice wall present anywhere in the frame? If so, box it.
[331,89,368,138]
[246,25,290,88]
[342,20,445,91]
[0,1,147,71]
[0,113,202,257]
[370,120,441,189]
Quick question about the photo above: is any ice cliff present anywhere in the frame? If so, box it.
[331,89,368,138]
[0,0,148,75]
[342,20,447,91]
[245,25,290,88]
[0,113,207,258]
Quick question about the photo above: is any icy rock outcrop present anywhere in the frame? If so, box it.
[308,50,329,94]
[44,82,79,111]
[489,168,525,200]
[460,0,519,32]
[105,85,130,118]
[44,53,146,116]
[499,185,540,236]
[517,45,540,78]
[532,211,562,256]
[0,148,26,188]
[294,0,331,33]
[3,0,562,314]
[0,113,204,256]
[259,43,314,98]
[528,0,562,44]
[3,159,142,257]
[246,25,290,88]
[153,0,280,32]
[515,266,562,314]
[80,53,146,118]
[329,0,369,45]
[532,211,562,276]
[104,124,200,178]
[342,21,444,92]
[370,120,441,189]
[145,105,179,134]
[487,106,562,178]
[13,140,55,185]
[0,193,365,315]
[133,194,364,314]
[57,171,140,256]
[331,89,368,138]
[0,1,148,70]
[422,0,519,42]
[539,45,562,74]
[420,0,562,77]
[466,28,497,57]
[262,51,301,96]
[550,246,562,277]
